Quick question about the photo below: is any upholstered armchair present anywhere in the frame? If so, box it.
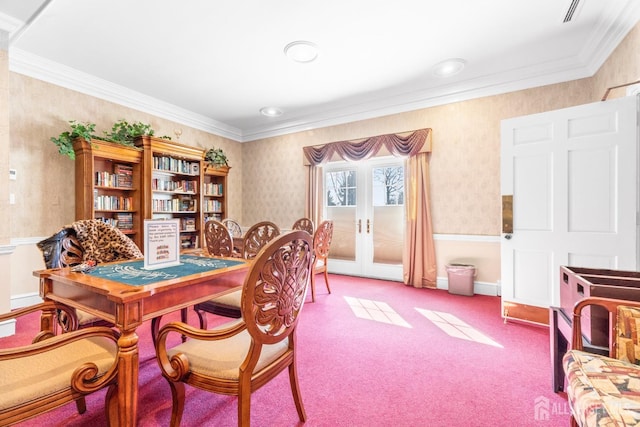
[563,297,640,426]
[0,301,120,426]
[155,231,313,427]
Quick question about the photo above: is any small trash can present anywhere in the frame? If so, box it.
[446,263,476,296]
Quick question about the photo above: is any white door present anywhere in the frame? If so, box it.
[500,96,639,312]
[323,157,405,281]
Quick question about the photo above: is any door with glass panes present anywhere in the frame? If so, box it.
[323,157,405,281]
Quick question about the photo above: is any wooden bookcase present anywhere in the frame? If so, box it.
[74,139,143,248]
[202,165,229,224]
[135,136,205,250]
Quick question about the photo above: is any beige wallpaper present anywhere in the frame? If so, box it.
[8,78,242,237]
[4,22,639,297]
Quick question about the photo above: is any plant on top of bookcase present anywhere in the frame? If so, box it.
[204,147,229,169]
[51,119,166,160]
[50,120,97,160]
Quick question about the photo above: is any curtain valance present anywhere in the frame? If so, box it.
[302,128,432,166]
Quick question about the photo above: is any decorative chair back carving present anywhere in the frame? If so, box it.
[37,228,84,269]
[292,217,314,235]
[155,231,314,426]
[203,220,234,257]
[310,220,334,302]
[242,221,281,259]
[222,218,242,238]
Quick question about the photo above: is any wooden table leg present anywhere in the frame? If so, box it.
[117,330,140,426]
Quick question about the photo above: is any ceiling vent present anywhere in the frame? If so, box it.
[563,0,581,23]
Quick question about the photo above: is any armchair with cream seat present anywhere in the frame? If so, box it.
[0,301,120,426]
[193,221,281,325]
[563,297,640,426]
[194,220,243,326]
[155,230,314,427]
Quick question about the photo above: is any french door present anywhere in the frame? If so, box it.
[323,156,405,281]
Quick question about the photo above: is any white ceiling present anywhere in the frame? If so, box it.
[0,0,639,142]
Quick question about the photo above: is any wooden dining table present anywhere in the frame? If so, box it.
[34,254,249,426]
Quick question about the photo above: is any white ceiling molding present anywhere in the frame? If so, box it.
[9,49,244,141]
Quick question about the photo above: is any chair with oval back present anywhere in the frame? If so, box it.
[194,220,242,327]
[193,221,282,327]
[292,217,314,235]
[155,230,314,427]
[310,220,334,302]
[222,218,243,256]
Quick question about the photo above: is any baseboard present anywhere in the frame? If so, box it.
[11,292,42,310]
[502,300,549,326]
[436,276,499,297]
[0,318,16,338]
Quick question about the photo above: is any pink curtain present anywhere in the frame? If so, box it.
[403,153,437,288]
[303,129,436,288]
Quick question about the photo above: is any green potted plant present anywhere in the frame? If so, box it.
[205,147,229,169]
[51,119,161,159]
[50,120,97,160]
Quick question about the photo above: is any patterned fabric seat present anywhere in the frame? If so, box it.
[563,299,640,427]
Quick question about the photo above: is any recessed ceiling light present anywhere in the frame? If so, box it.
[284,41,319,63]
[432,58,466,77]
[260,107,283,117]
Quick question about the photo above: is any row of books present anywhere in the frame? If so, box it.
[95,163,134,188]
[205,213,223,222]
[152,178,197,193]
[203,182,224,196]
[203,199,222,213]
[180,234,199,249]
[152,198,197,213]
[94,195,133,211]
[153,156,200,175]
[96,212,133,231]
[181,217,196,231]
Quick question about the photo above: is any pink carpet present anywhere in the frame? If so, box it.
[3,274,569,426]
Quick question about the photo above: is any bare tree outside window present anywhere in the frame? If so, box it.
[326,170,357,206]
[373,166,404,206]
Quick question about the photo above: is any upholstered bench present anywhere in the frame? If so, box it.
[563,297,640,427]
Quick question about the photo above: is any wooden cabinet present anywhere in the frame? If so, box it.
[74,139,143,248]
[202,165,229,224]
[135,136,204,250]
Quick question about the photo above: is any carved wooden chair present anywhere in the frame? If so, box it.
[155,231,313,427]
[222,218,243,256]
[242,221,281,259]
[192,221,282,326]
[0,301,120,426]
[292,217,314,235]
[36,227,113,331]
[310,220,334,302]
[194,220,243,327]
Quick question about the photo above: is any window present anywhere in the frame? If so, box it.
[326,170,356,207]
[372,166,404,206]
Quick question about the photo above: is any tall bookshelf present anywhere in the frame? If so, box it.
[202,165,229,224]
[135,136,205,250]
[73,139,143,248]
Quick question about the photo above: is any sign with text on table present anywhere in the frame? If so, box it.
[144,219,181,269]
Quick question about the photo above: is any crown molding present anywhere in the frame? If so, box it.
[9,49,244,142]
[7,1,640,143]
[0,11,21,36]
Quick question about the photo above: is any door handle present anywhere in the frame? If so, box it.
[504,234,512,240]
[367,219,370,234]
[358,219,362,233]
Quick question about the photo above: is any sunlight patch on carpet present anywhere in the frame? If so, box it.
[415,308,503,347]
[344,296,412,328]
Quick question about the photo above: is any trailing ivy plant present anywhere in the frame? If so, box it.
[51,119,163,159]
[104,119,155,146]
[50,120,98,160]
[205,147,229,168]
